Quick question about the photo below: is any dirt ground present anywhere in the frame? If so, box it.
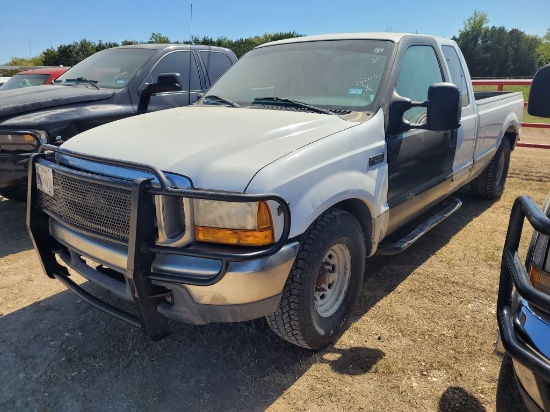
[0,128,548,411]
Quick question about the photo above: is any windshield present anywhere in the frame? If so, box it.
[0,74,50,91]
[55,48,156,89]
[203,40,393,112]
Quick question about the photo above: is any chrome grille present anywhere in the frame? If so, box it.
[38,169,133,243]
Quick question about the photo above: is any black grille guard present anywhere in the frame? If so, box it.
[27,144,291,340]
[497,195,550,381]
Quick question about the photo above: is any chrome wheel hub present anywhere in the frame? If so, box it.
[314,243,352,317]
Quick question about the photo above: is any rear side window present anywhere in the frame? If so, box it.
[396,45,443,123]
[199,51,232,84]
[148,51,201,91]
[442,45,470,107]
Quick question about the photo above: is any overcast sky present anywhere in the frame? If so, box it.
[1,0,548,64]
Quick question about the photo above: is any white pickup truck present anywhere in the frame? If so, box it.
[28,33,524,349]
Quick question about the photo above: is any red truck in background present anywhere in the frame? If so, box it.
[0,67,69,91]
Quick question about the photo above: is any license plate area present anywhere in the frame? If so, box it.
[36,163,54,196]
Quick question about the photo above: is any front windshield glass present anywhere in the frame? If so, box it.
[0,74,50,90]
[55,48,156,89]
[204,40,393,112]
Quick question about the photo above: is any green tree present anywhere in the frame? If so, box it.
[121,39,142,46]
[96,41,120,52]
[536,29,550,66]
[149,32,171,44]
[40,47,59,66]
[454,11,541,77]
[453,10,490,77]
[1,56,44,75]
[509,30,541,76]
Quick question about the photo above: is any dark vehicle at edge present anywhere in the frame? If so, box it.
[0,43,237,196]
[497,63,550,412]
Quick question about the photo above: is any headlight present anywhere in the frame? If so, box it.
[194,199,274,246]
[0,130,47,152]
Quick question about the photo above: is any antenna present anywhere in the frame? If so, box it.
[188,3,193,107]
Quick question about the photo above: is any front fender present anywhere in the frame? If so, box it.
[246,109,389,240]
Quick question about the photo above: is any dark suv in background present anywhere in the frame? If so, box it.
[0,44,237,198]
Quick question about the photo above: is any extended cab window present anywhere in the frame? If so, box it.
[396,45,443,123]
[442,45,470,107]
[199,51,232,84]
[147,51,201,91]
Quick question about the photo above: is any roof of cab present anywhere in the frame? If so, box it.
[257,32,448,47]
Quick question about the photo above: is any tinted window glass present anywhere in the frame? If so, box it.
[396,45,443,123]
[442,45,470,107]
[149,51,201,91]
[200,51,232,84]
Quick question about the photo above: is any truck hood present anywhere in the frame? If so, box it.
[64,106,359,191]
[0,85,114,119]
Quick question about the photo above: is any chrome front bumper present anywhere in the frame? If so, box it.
[52,219,299,317]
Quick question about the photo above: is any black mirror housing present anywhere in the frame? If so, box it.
[528,64,550,118]
[137,73,183,113]
[387,94,414,136]
[387,82,461,136]
[426,83,461,131]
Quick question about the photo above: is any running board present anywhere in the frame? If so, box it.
[377,197,462,256]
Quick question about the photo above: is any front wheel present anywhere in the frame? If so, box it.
[266,209,366,350]
[471,138,511,200]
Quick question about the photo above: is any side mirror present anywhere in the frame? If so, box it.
[137,73,183,113]
[387,82,461,136]
[528,64,550,118]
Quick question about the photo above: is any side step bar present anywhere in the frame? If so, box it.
[377,197,462,256]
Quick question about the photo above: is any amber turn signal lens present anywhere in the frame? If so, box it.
[257,201,273,230]
[530,265,550,295]
[195,227,275,246]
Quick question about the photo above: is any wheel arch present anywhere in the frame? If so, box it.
[328,198,376,257]
[504,124,520,151]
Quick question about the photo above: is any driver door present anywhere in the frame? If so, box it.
[386,45,456,209]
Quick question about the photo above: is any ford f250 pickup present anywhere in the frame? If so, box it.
[0,44,237,197]
[27,33,524,349]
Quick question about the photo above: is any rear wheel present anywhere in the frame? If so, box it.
[471,138,511,200]
[266,209,366,350]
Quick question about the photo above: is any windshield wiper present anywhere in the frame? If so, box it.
[202,95,241,107]
[252,97,333,115]
[61,77,100,90]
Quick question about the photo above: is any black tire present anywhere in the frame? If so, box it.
[266,209,366,350]
[471,138,511,200]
